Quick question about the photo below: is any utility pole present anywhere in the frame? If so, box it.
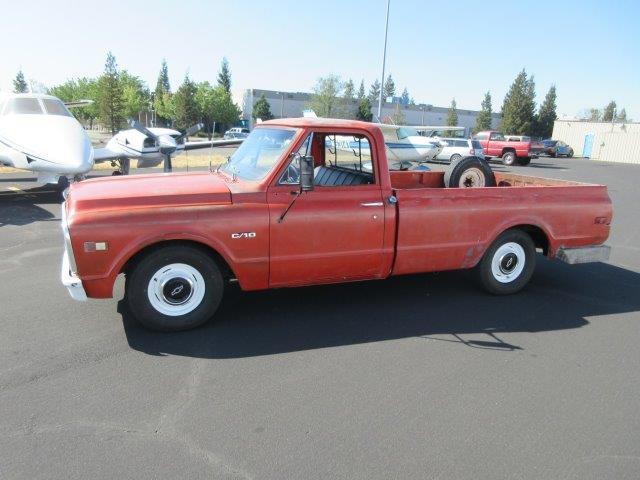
[377,0,391,120]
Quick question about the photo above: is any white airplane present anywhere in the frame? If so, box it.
[302,110,443,164]
[94,121,243,175]
[0,93,93,185]
[0,92,243,186]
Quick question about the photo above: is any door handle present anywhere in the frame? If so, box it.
[360,202,383,207]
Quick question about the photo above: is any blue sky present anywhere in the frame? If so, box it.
[1,0,638,119]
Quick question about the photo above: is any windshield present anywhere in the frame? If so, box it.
[396,127,419,140]
[220,127,297,181]
[3,98,43,115]
[42,98,72,117]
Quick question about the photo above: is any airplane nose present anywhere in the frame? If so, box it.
[47,119,94,174]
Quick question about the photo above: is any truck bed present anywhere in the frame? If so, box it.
[389,170,584,189]
[389,170,612,276]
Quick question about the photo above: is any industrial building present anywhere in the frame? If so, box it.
[552,120,640,164]
[242,88,501,131]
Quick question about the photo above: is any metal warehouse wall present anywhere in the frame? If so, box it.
[552,120,640,164]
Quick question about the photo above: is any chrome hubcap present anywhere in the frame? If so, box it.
[491,242,525,283]
[147,263,205,316]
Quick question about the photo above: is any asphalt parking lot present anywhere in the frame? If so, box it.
[1,156,639,479]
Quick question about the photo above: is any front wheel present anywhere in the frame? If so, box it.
[126,245,224,331]
[476,229,536,295]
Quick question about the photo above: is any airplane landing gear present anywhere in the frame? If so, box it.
[111,158,130,176]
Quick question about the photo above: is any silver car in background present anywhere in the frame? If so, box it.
[435,138,485,163]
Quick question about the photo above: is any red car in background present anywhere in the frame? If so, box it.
[474,131,537,166]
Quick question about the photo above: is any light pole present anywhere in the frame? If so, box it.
[377,0,391,120]
[420,105,425,126]
[276,92,285,118]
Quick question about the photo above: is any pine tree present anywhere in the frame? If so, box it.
[500,69,536,135]
[13,70,28,93]
[97,52,124,134]
[172,74,199,130]
[535,85,557,138]
[356,97,373,122]
[617,108,627,122]
[401,87,410,105]
[383,74,395,100]
[368,79,381,103]
[154,59,172,126]
[357,80,366,100]
[343,79,355,100]
[602,101,617,122]
[217,57,232,93]
[252,94,273,121]
[447,98,458,126]
[475,91,493,132]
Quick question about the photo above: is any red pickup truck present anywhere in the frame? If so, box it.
[61,118,612,331]
[474,131,536,166]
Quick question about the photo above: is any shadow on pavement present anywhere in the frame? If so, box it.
[121,257,640,359]
[0,189,60,227]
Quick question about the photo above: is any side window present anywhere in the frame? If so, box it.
[323,134,375,183]
[490,132,505,141]
[474,133,488,141]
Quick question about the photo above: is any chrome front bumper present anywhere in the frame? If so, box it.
[60,202,87,301]
[556,245,611,265]
[61,249,87,301]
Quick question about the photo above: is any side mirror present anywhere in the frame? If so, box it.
[300,155,315,192]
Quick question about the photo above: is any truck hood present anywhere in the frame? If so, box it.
[67,171,232,214]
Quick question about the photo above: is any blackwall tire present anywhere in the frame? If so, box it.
[444,156,496,188]
[449,153,462,164]
[502,151,516,166]
[518,157,531,166]
[126,245,224,332]
[476,229,536,295]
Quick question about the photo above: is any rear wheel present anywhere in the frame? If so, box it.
[476,229,536,295]
[449,153,462,163]
[126,245,224,331]
[567,149,574,158]
[502,151,516,166]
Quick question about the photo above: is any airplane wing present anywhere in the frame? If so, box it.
[184,138,244,151]
[93,146,128,163]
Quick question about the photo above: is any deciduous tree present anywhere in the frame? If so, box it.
[309,75,343,117]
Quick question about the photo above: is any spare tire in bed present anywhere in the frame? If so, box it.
[444,156,496,188]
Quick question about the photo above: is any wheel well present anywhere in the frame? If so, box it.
[510,225,549,255]
[501,148,516,156]
[121,240,236,280]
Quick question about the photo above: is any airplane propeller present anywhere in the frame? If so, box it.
[127,120,204,173]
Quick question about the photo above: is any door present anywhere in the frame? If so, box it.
[583,134,594,158]
[267,132,387,287]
